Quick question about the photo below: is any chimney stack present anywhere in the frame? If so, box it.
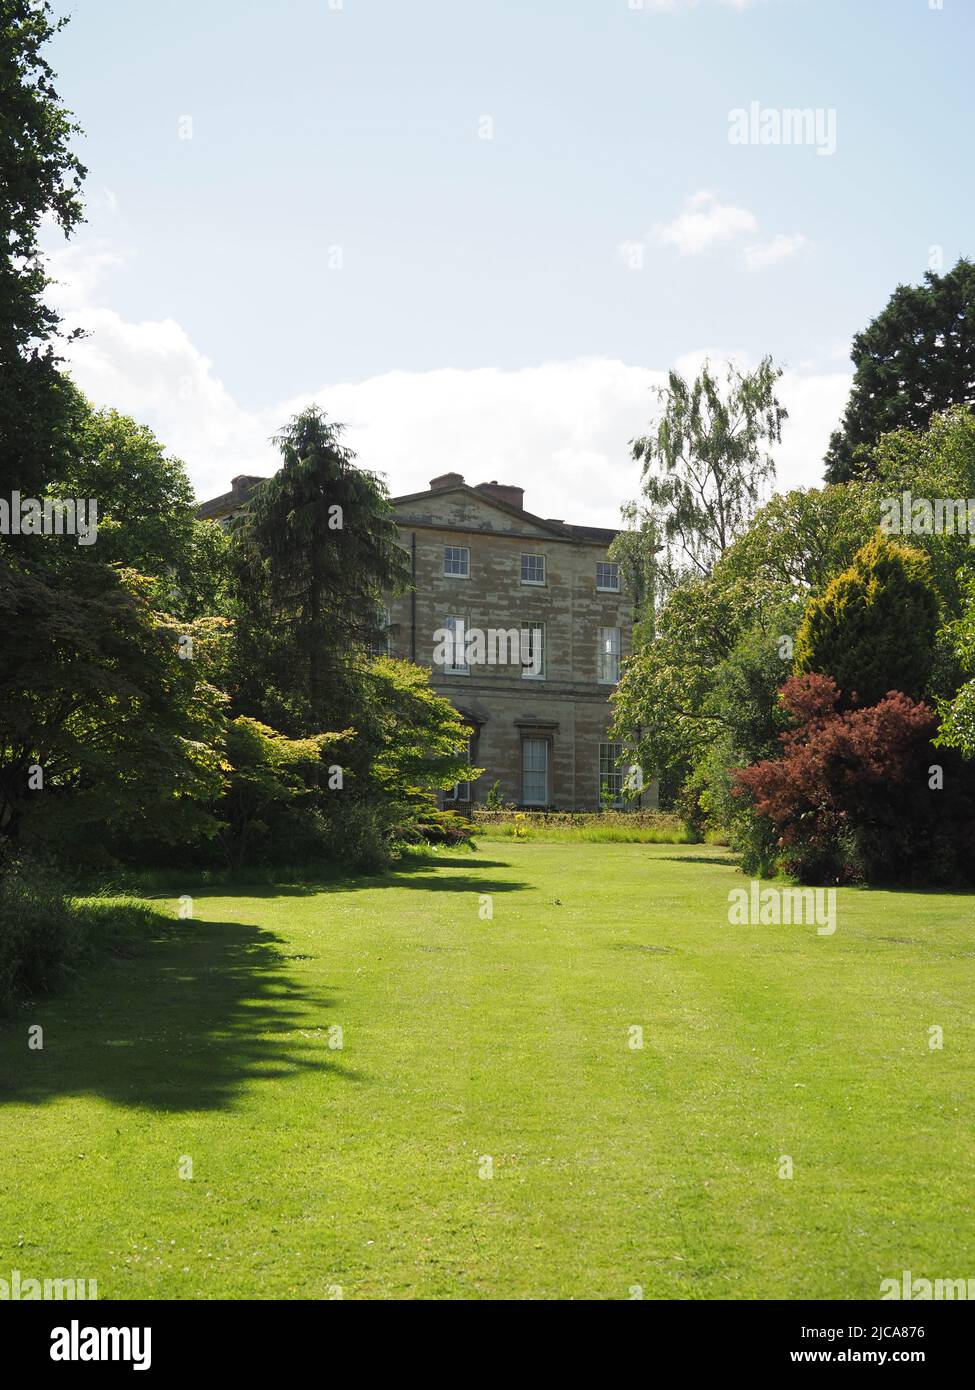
[429,471,465,491]
[475,480,524,511]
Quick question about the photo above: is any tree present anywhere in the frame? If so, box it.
[607,502,664,647]
[793,533,939,707]
[825,258,975,484]
[734,674,975,885]
[858,406,975,619]
[216,717,353,869]
[610,481,870,811]
[0,0,87,500]
[0,563,228,861]
[630,357,786,586]
[935,574,975,759]
[58,401,231,617]
[231,407,410,735]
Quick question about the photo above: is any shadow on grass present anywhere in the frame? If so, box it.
[0,911,360,1113]
[151,855,527,903]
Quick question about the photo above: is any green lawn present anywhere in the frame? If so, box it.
[1,842,973,1300]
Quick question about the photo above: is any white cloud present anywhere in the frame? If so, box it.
[51,240,850,530]
[653,190,758,256]
[631,191,810,274]
[742,232,809,271]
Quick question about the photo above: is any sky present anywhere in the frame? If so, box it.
[43,0,975,526]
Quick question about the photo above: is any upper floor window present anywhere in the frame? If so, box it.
[596,561,620,592]
[598,627,621,685]
[443,615,469,674]
[444,545,470,578]
[521,622,546,680]
[521,553,545,586]
[368,605,391,657]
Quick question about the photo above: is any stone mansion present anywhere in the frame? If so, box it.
[197,470,647,811]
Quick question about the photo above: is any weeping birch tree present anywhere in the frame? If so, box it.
[631,357,787,590]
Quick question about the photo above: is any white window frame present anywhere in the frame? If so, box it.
[443,545,470,579]
[445,736,473,802]
[521,553,546,586]
[597,627,621,685]
[521,621,546,680]
[521,738,549,806]
[599,741,625,808]
[596,561,620,592]
[444,615,469,675]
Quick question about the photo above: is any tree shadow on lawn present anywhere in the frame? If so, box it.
[174,855,526,902]
[0,911,362,1114]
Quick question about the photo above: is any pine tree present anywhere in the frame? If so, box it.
[825,258,975,483]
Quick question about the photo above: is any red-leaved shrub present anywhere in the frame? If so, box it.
[733,673,975,884]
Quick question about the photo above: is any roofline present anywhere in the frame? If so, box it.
[391,482,619,543]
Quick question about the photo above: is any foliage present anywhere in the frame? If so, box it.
[473,810,695,844]
[630,356,786,586]
[733,674,975,884]
[859,406,975,619]
[484,779,508,811]
[412,798,477,847]
[934,573,975,758]
[607,502,664,646]
[0,858,158,1013]
[352,657,479,854]
[231,407,409,735]
[58,402,232,617]
[0,0,87,502]
[793,532,939,707]
[216,717,353,869]
[0,556,229,861]
[826,259,975,483]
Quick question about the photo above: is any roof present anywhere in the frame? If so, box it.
[195,475,268,520]
[391,481,619,544]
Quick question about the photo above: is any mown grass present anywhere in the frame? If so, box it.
[1,841,972,1300]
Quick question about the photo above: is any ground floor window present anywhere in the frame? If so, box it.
[444,735,473,802]
[521,738,549,805]
[599,741,624,808]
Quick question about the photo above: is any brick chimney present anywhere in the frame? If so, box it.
[475,480,524,511]
[231,474,265,499]
[429,471,465,491]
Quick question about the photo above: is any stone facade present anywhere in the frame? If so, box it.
[197,469,649,811]
[388,473,650,812]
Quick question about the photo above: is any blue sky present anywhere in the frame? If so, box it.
[46,0,975,523]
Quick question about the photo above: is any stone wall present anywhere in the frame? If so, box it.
[386,482,656,811]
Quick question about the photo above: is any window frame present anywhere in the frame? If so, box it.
[521,621,546,680]
[596,561,620,593]
[443,614,470,675]
[599,741,625,809]
[520,553,546,587]
[521,737,549,807]
[443,545,470,579]
[597,626,621,685]
[444,736,473,802]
